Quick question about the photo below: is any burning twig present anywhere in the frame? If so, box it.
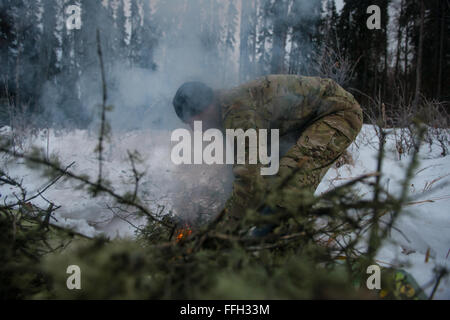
[95,30,108,189]
[175,224,193,242]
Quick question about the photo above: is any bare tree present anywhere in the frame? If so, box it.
[413,0,425,109]
[309,43,360,89]
[270,0,289,74]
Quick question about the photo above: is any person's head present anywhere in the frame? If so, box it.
[172,81,220,130]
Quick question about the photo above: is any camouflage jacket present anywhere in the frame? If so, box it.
[216,74,363,218]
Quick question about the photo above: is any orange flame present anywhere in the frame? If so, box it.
[176,224,192,242]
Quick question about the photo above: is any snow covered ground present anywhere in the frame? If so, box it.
[317,125,450,299]
[1,124,449,299]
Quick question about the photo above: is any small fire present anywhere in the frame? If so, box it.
[176,224,192,242]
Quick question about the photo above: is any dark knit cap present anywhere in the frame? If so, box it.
[172,82,214,122]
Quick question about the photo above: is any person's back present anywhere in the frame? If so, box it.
[218,75,361,136]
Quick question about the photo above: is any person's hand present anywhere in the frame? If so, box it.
[249,205,277,237]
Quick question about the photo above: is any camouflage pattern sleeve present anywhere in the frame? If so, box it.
[269,77,363,210]
[220,86,269,221]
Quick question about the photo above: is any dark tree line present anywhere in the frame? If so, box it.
[0,0,448,128]
[237,0,449,115]
[335,0,449,110]
[0,0,159,128]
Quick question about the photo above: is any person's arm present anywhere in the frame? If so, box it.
[221,87,269,221]
[272,76,363,202]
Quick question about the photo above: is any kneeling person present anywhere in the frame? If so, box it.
[172,75,363,226]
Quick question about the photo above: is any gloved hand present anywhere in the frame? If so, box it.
[250,205,278,237]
